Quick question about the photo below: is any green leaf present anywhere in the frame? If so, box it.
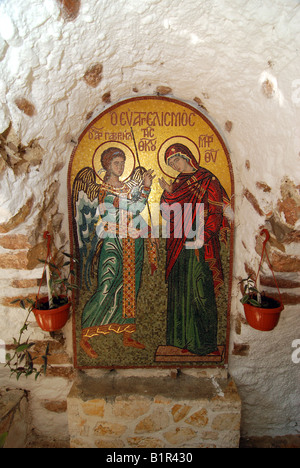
[10,298,21,304]
[53,278,64,285]
[63,252,79,263]
[15,343,31,353]
[19,353,25,363]
[240,294,249,304]
[15,342,34,353]
[249,298,261,307]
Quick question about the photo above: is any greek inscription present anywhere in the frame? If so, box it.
[198,134,214,148]
[104,131,132,141]
[204,149,219,163]
[110,110,196,127]
[88,126,104,140]
[141,127,155,138]
[138,138,157,151]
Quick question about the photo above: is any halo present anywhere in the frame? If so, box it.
[157,136,200,180]
[92,141,136,182]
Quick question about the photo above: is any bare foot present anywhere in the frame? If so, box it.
[123,333,145,349]
[80,338,98,358]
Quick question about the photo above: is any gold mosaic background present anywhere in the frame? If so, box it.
[68,96,234,368]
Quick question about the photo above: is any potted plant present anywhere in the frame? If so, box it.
[239,229,284,331]
[240,275,284,331]
[32,252,77,332]
[5,241,77,379]
[5,233,77,379]
[28,231,78,332]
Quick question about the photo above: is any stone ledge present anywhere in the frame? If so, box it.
[70,371,225,402]
[67,372,241,448]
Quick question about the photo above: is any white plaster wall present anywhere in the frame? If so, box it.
[0,0,299,439]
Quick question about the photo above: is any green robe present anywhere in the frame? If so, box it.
[166,246,218,355]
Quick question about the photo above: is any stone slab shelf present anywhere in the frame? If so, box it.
[67,372,241,448]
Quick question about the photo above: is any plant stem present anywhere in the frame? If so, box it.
[46,265,53,308]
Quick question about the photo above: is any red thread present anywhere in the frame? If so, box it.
[255,229,283,303]
[35,232,66,306]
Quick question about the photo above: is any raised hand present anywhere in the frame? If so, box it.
[144,169,156,188]
[158,177,173,193]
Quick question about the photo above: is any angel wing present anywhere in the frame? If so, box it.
[72,165,148,289]
[71,167,103,290]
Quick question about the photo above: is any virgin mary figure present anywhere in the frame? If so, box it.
[159,143,229,356]
[72,147,157,359]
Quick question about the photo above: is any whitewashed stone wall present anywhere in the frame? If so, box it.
[0,0,299,443]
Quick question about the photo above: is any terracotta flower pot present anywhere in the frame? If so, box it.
[33,296,71,332]
[243,297,284,331]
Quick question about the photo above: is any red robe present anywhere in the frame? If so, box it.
[161,168,229,296]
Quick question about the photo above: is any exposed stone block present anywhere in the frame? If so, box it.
[232,343,250,356]
[102,92,111,103]
[94,421,127,437]
[57,0,80,20]
[95,438,125,448]
[0,197,33,233]
[83,63,103,88]
[156,86,172,95]
[0,251,28,269]
[82,399,105,417]
[225,120,233,132]
[270,250,300,272]
[1,293,37,306]
[127,436,164,448]
[10,279,38,288]
[113,395,151,420]
[256,181,271,192]
[171,404,192,422]
[184,408,209,427]
[14,98,36,116]
[193,96,208,112]
[134,408,169,433]
[0,234,31,250]
[261,79,275,98]
[163,427,197,445]
[277,197,300,226]
[33,340,72,365]
[42,400,67,413]
[243,188,264,216]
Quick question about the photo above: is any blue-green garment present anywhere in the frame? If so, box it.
[81,184,149,331]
